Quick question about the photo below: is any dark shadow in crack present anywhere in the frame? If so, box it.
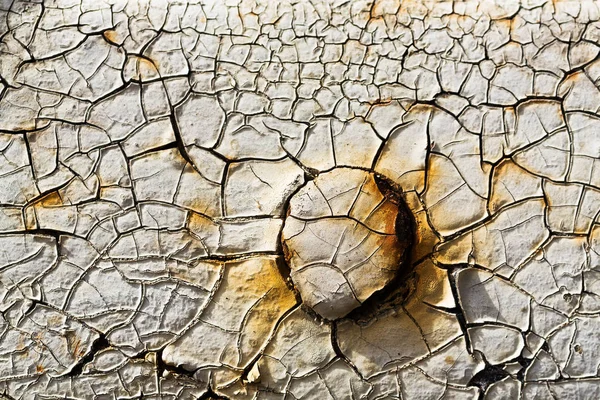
[343,173,416,325]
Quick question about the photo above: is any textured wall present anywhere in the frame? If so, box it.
[0,0,599,398]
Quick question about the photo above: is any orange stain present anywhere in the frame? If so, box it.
[103,29,119,44]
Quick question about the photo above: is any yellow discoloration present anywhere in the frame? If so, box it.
[103,30,120,44]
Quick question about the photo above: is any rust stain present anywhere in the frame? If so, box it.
[370,0,401,19]
[65,331,86,358]
[445,355,455,365]
[129,55,160,81]
[369,95,393,106]
[186,210,220,241]
[137,56,159,72]
[36,364,45,373]
[103,29,119,45]
[37,192,63,207]
[72,338,82,356]
[496,19,512,30]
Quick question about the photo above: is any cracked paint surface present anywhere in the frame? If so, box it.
[0,0,599,398]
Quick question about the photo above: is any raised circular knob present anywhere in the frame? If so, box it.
[282,168,411,320]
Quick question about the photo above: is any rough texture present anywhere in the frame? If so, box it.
[1,0,600,398]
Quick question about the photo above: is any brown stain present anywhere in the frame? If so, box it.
[561,70,585,90]
[410,210,439,261]
[11,119,37,132]
[396,0,427,17]
[445,355,455,365]
[32,331,42,342]
[6,105,46,132]
[185,194,221,218]
[103,29,119,45]
[36,364,44,373]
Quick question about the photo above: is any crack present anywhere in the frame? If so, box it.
[66,334,110,376]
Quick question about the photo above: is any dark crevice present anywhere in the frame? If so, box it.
[19,228,62,241]
[468,362,509,397]
[330,321,367,381]
[124,140,179,159]
[67,334,110,376]
[447,266,472,349]
[274,256,302,304]
[154,348,197,378]
[197,388,231,400]
[0,392,18,400]
[516,356,534,381]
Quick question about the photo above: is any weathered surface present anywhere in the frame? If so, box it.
[1,0,600,398]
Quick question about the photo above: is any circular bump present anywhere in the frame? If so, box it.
[282,168,411,320]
